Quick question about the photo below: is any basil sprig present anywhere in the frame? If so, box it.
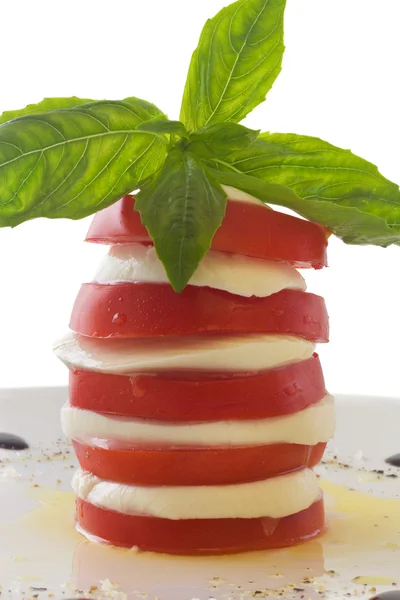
[136,149,227,292]
[0,0,399,291]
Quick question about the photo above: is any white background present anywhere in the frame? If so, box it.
[0,0,399,397]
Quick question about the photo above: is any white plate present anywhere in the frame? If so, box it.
[1,388,400,600]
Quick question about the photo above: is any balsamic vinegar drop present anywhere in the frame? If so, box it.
[0,433,29,450]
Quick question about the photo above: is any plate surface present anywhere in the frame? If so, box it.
[1,388,400,600]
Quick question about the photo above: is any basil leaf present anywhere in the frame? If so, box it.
[0,97,94,126]
[208,163,298,204]
[220,132,400,246]
[138,118,189,139]
[180,0,286,131]
[188,123,259,158]
[0,97,167,227]
[136,149,227,292]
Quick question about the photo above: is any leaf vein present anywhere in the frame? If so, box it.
[203,0,271,126]
[0,130,159,171]
[52,135,130,212]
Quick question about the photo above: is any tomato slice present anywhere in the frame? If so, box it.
[69,353,325,420]
[70,284,329,341]
[73,441,326,486]
[85,195,328,268]
[76,492,325,554]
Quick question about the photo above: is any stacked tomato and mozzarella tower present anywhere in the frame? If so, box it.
[54,187,334,555]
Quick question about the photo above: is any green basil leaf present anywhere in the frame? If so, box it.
[208,162,298,204]
[136,149,227,292]
[180,0,286,131]
[0,97,168,227]
[138,118,190,139]
[0,97,95,126]
[220,132,400,246]
[188,123,259,158]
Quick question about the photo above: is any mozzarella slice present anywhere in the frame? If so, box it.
[94,244,305,298]
[62,394,334,448]
[54,332,315,374]
[221,185,271,207]
[72,468,320,520]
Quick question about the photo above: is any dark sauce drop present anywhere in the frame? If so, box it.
[0,433,29,450]
[385,453,400,467]
[369,591,400,600]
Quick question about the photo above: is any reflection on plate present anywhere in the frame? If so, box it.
[0,389,400,599]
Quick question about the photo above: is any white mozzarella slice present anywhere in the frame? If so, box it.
[54,332,315,374]
[62,394,334,448]
[221,185,271,207]
[94,244,305,298]
[72,468,320,520]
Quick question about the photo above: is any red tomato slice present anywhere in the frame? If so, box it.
[76,492,325,554]
[69,353,326,420]
[70,284,329,341]
[85,195,328,268]
[73,441,326,486]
